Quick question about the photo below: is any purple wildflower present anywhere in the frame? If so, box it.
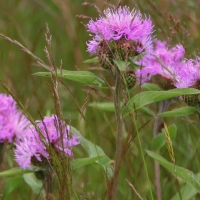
[0,94,30,143]
[87,6,154,55]
[174,57,200,88]
[136,40,185,85]
[14,115,80,169]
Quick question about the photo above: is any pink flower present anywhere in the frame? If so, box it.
[87,6,154,55]
[14,115,80,169]
[0,94,29,143]
[136,40,185,84]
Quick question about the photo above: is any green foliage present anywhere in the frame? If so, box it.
[171,184,198,200]
[71,127,113,179]
[152,124,177,151]
[23,173,44,195]
[157,107,199,117]
[1,0,200,199]
[122,88,200,116]
[33,69,107,88]
[2,177,25,200]
[0,167,34,177]
[147,151,200,191]
[73,156,104,170]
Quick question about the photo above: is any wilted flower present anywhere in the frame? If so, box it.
[87,6,154,69]
[136,40,185,86]
[0,94,29,143]
[15,115,80,169]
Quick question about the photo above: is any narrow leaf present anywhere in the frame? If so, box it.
[88,102,154,116]
[71,127,113,179]
[73,156,104,170]
[147,150,200,191]
[171,184,198,200]
[196,138,200,154]
[142,83,162,91]
[113,59,129,71]
[23,173,44,195]
[2,177,24,200]
[88,102,115,112]
[157,107,199,117]
[152,124,177,151]
[33,69,107,88]
[122,88,200,116]
[0,167,34,177]
[83,57,99,63]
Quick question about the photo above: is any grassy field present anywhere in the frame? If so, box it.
[1,0,200,199]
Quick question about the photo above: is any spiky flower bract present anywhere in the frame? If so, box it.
[0,94,29,143]
[15,115,80,169]
[136,40,185,88]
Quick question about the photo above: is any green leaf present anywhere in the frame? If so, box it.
[0,167,34,177]
[147,150,200,191]
[171,184,198,200]
[71,126,113,179]
[33,69,107,88]
[83,57,99,64]
[113,59,129,71]
[152,134,166,151]
[196,138,200,154]
[73,156,104,170]
[23,173,44,195]
[88,102,116,112]
[2,177,24,200]
[167,124,177,141]
[129,53,146,69]
[157,107,199,117]
[142,83,162,91]
[88,102,155,116]
[130,53,146,62]
[122,88,200,116]
[137,107,155,117]
[152,124,177,151]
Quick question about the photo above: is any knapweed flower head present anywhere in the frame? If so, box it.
[15,115,80,169]
[174,57,200,89]
[173,57,200,106]
[87,6,154,68]
[0,94,30,143]
[136,40,185,89]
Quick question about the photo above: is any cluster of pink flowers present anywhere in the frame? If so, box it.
[135,41,185,84]
[135,40,200,90]
[0,94,80,169]
[87,5,200,105]
[15,115,80,169]
[0,94,29,143]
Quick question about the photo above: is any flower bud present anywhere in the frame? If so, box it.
[124,70,136,89]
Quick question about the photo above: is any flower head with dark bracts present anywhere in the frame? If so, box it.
[174,57,200,89]
[14,115,80,169]
[87,6,154,55]
[0,94,30,143]
[87,6,154,89]
[174,57,200,106]
[136,40,185,89]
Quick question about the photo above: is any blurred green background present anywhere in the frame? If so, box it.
[1,0,200,199]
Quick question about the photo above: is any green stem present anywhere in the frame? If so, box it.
[111,67,123,200]
[125,88,154,200]
[136,124,154,200]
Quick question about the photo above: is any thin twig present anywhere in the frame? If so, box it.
[126,179,143,200]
